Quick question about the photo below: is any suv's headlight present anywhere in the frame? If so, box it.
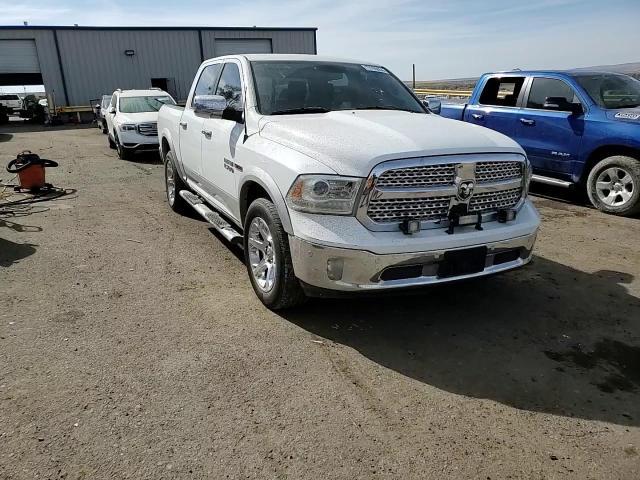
[120,123,136,131]
[286,175,362,215]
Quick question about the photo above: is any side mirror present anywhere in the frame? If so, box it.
[193,95,227,115]
[109,107,116,114]
[544,96,583,115]
[422,98,442,115]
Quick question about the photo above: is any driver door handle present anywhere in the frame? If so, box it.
[471,113,484,120]
[179,121,188,129]
[201,130,212,139]
[520,118,535,126]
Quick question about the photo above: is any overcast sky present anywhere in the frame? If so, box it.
[2,0,640,80]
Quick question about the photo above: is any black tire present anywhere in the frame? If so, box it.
[115,134,133,160]
[164,150,190,214]
[243,198,306,310]
[586,155,640,216]
[108,133,116,149]
[101,120,108,134]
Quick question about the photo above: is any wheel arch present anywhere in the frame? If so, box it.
[239,173,293,234]
[580,145,640,184]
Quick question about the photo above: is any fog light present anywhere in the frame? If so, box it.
[497,209,517,223]
[327,258,344,281]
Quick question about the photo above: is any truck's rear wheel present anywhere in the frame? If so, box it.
[587,156,640,216]
[243,198,306,310]
[164,150,189,214]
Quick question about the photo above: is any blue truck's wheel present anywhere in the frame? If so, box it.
[587,156,640,217]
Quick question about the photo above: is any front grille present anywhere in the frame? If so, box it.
[469,188,521,212]
[376,164,456,188]
[137,122,157,136]
[367,196,451,223]
[363,157,524,227]
[475,161,522,183]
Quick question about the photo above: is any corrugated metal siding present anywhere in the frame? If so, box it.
[201,30,316,60]
[0,27,316,106]
[0,29,65,104]
[0,39,40,73]
[56,29,202,105]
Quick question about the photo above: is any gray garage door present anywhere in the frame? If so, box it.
[0,39,40,73]
[215,39,273,56]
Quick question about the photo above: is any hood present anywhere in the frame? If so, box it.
[259,110,524,176]
[117,111,159,124]
[607,108,640,124]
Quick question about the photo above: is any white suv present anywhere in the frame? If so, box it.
[106,88,176,160]
[0,94,23,113]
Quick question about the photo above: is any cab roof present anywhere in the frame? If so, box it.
[116,89,170,97]
[218,53,380,66]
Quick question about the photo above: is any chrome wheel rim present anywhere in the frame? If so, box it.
[248,217,277,293]
[166,160,176,206]
[596,167,634,207]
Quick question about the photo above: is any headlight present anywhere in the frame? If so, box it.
[523,157,532,196]
[286,175,362,215]
[120,123,136,131]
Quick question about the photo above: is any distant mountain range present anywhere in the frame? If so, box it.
[415,61,640,90]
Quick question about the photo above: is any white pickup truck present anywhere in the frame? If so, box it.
[158,54,540,310]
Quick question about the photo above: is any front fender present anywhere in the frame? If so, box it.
[239,169,293,234]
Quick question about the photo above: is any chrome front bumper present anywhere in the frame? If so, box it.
[289,231,537,292]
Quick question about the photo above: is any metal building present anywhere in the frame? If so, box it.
[0,26,317,106]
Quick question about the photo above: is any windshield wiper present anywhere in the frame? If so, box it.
[355,106,419,113]
[270,107,331,115]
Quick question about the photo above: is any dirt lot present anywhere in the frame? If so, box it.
[1,125,639,479]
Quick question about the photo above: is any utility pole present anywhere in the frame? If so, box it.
[412,64,416,89]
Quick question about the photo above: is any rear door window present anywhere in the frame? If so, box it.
[479,77,525,107]
[526,77,579,110]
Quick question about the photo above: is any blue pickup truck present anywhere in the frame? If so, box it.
[434,70,640,216]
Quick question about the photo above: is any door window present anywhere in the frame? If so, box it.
[526,78,579,110]
[479,77,525,107]
[192,63,223,105]
[110,94,117,110]
[215,63,243,110]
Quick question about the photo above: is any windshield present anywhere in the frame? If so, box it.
[0,95,20,101]
[572,73,640,109]
[250,61,425,115]
[119,95,175,113]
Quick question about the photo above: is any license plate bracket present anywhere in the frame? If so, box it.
[437,246,488,278]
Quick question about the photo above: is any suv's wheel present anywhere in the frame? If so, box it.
[243,198,306,310]
[108,133,116,149]
[115,134,133,160]
[101,120,108,134]
[164,150,189,214]
[587,155,640,216]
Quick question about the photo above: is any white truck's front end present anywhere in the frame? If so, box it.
[285,154,538,292]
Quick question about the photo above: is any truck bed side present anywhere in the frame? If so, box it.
[157,104,185,161]
[439,102,466,120]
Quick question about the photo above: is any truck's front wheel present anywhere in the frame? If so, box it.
[587,156,640,216]
[243,199,306,310]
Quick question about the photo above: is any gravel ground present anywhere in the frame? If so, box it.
[1,125,639,479]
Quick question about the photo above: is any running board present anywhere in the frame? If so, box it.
[179,190,242,244]
[531,174,572,188]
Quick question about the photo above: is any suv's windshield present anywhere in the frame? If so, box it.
[250,61,425,115]
[0,94,20,101]
[119,95,175,113]
[572,73,640,109]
